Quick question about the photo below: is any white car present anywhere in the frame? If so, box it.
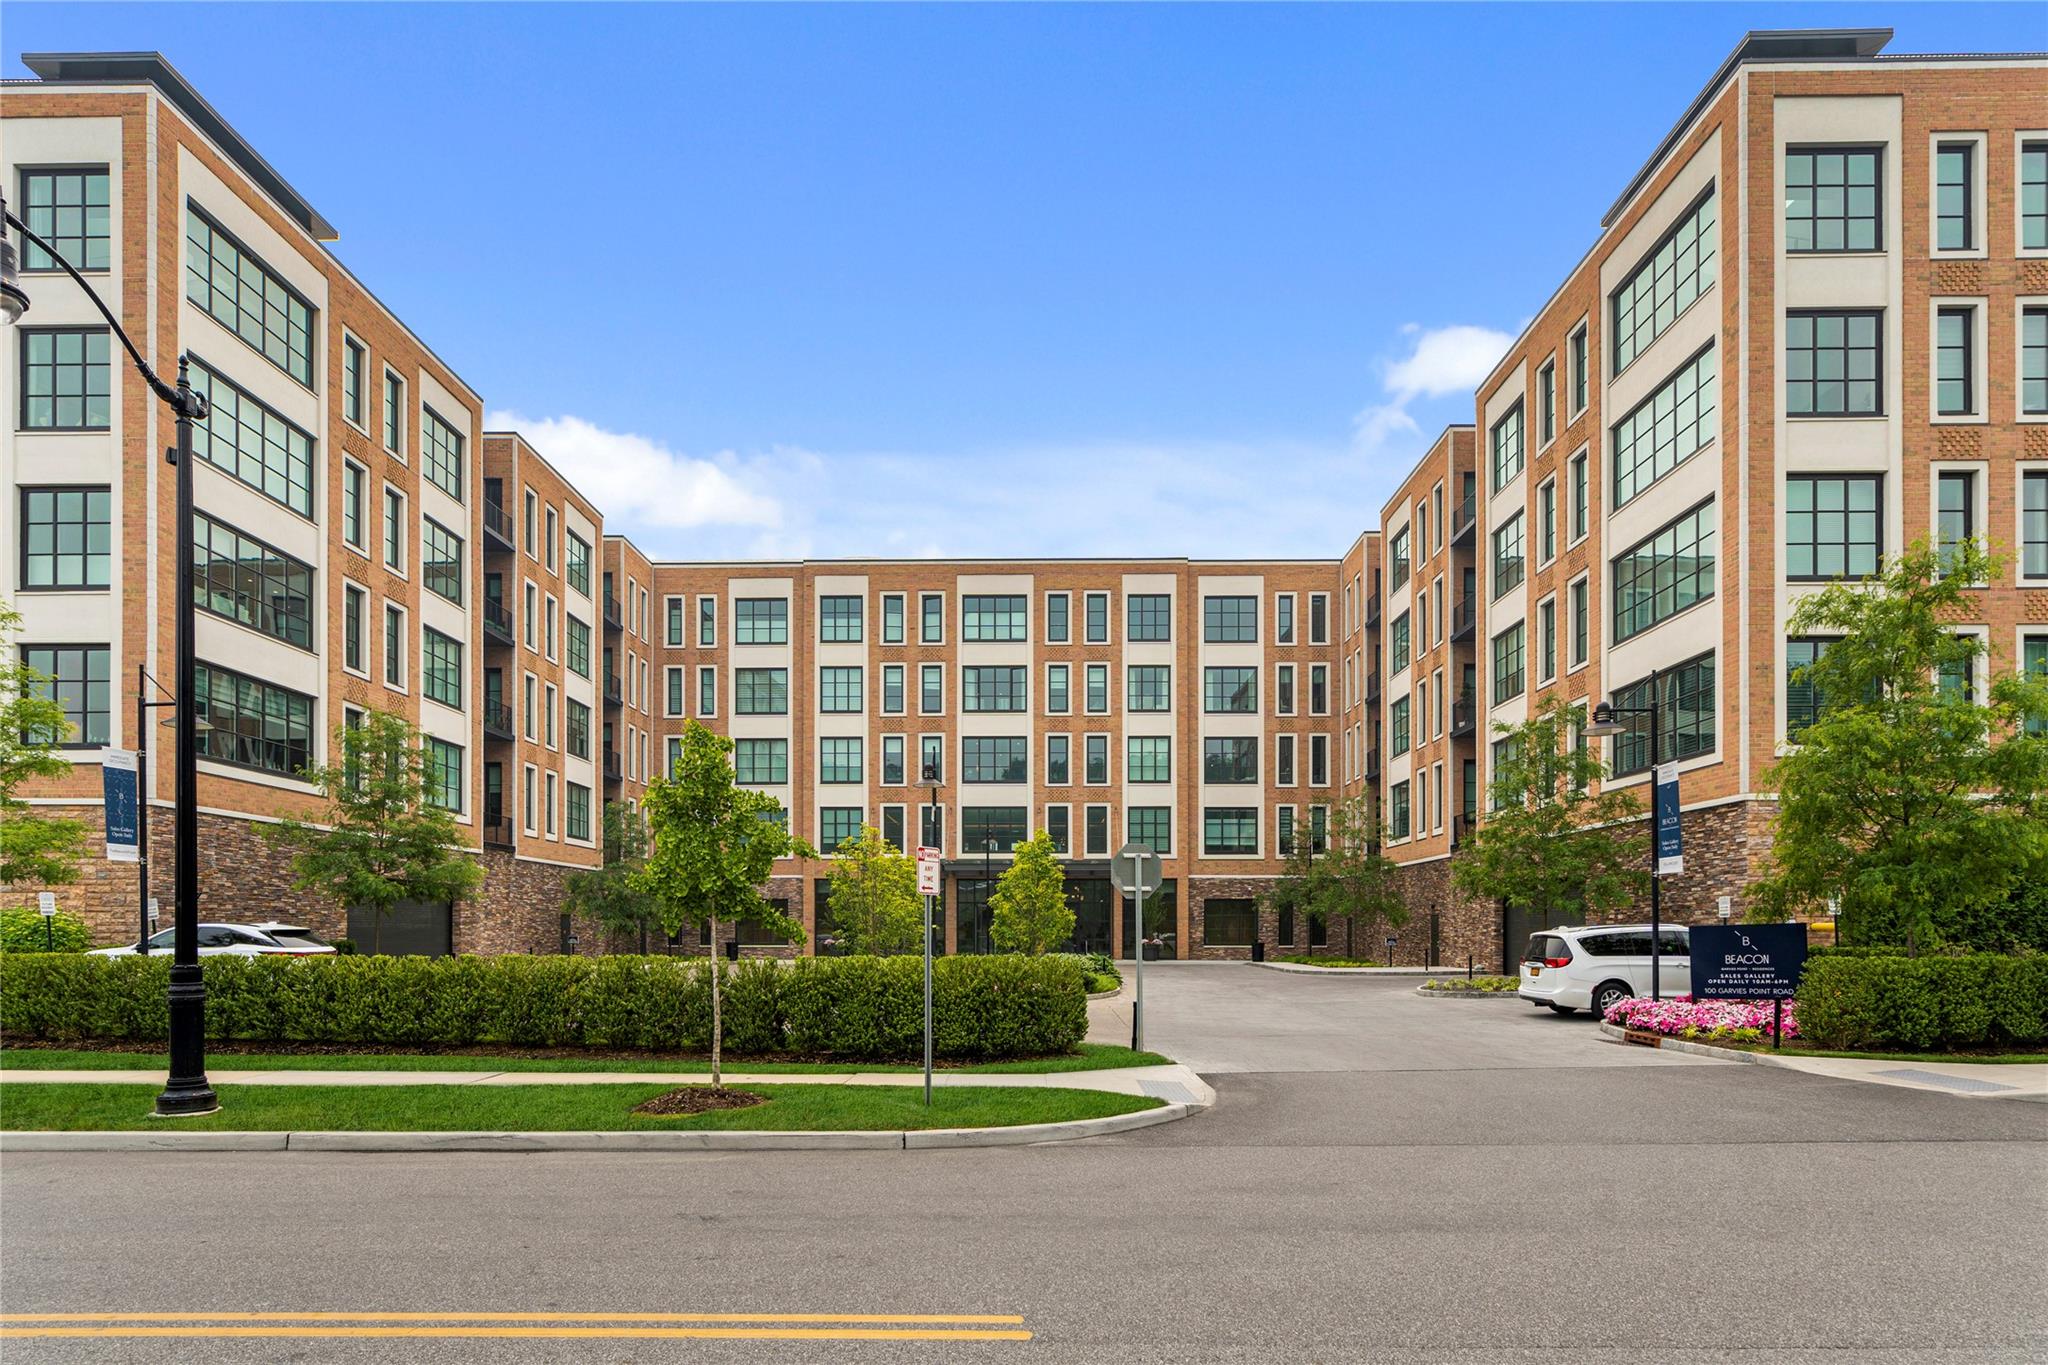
[1518,924,1690,1017]
[90,922,337,959]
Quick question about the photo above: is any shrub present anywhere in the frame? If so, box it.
[0,951,1089,1060]
[0,907,92,954]
[1794,954,2048,1051]
[1604,995,1798,1040]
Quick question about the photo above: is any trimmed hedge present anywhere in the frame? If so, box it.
[0,952,1087,1060]
[0,907,91,954]
[1795,953,2048,1051]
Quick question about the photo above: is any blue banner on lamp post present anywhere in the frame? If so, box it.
[102,748,139,863]
[1653,762,1683,876]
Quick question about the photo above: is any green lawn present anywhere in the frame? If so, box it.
[0,1081,1162,1133]
[0,1042,1168,1075]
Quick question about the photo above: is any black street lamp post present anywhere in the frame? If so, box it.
[1585,667,1667,1001]
[4,195,219,1114]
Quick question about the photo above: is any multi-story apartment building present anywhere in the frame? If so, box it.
[7,32,2042,968]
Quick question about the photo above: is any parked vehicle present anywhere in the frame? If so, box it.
[89,922,337,959]
[1518,924,1690,1016]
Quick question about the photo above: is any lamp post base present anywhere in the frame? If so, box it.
[153,964,217,1117]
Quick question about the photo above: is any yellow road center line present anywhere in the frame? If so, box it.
[0,1326,1033,1341]
[0,1312,1023,1325]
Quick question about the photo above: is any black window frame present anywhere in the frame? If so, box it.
[1126,593,1172,642]
[1202,666,1256,714]
[819,736,864,785]
[192,659,313,777]
[1202,735,1258,785]
[1126,664,1171,713]
[1611,343,1716,506]
[1202,595,1258,643]
[1785,474,1883,582]
[961,665,1028,713]
[422,626,464,710]
[16,325,112,432]
[1202,807,1258,857]
[1611,499,1717,643]
[819,665,864,713]
[734,667,790,715]
[1784,146,1883,254]
[1934,141,1974,252]
[1610,184,1717,374]
[735,597,790,645]
[961,735,1028,785]
[16,165,113,273]
[1492,510,1525,600]
[2024,470,2048,582]
[421,516,464,605]
[17,485,112,590]
[1126,735,1171,784]
[1786,309,1882,419]
[18,642,110,748]
[188,355,316,517]
[191,509,315,650]
[818,594,864,643]
[1491,621,1525,705]
[1935,305,1975,416]
[960,594,1027,643]
[1490,401,1523,492]
[1611,651,1716,777]
[183,202,316,388]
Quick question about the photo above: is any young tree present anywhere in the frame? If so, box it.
[635,721,815,1086]
[564,801,659,953]
[263,710,485,953]
[989,830,1072,954]
[1453,698,1648,927]
[1263,794,1406,958]
[0,605,88,891]
[1750,540,2048,947]
[824,823,922,955]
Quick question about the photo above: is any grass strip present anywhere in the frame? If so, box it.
[0,1042,1168,1075]
[0,1082,1161,1133]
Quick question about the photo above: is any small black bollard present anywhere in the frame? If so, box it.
[1467,953,1474,981]
[724,939,740,962]
[1252,939,1266,963]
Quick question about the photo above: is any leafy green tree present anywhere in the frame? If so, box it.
[1453,698,1648,926]
[825,823,922,955]
[0,605,88,891]
[1263,794,1407,959]
[1750,540,2048,947]
[990,830,1072,954]
[635,720,815,1085]
[565,801,659,953]
[263,710,485,953]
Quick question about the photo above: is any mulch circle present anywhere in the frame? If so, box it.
[632,1086,769,1117]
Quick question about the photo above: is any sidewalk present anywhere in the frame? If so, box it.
[0,1063,1215,1109]
[1597,1023,2047,1101]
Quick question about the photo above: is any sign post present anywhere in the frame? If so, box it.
[915,846,942,1105]
[1110,842,1162,1053]
[1687,923,1808,1049]
[37,891,56,951]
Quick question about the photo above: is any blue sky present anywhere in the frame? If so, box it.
[7,3,2042,560]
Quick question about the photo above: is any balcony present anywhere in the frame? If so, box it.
[603,592,623,632]
[482,499,515,552]
[604,748,624,783]
[603,671,624,708]
[1451,814,1469,850]
[1449,691,1476,738]
[482,597,514,645]
[1364,746,1381,781]
[482,817,516,850]
[1451,490,1476,547]
[1450,595,1475,643]
[1364,593,1381,629]
[1364,670,1381,704]
[483,698,514,741]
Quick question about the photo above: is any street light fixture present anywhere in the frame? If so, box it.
[916,762,945,1105]
[3,194,218,1115]
[1581,670,1670,1001]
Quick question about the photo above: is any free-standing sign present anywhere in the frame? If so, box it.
[1653,762,1683,876]
[1687,923,1808,1001]
[37,892,56,918]
[915,845,942,897]
[101,747,139,862]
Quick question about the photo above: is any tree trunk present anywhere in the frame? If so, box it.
[709,914,722,1089]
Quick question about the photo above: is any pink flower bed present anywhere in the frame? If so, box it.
[1603,994,1799,1041]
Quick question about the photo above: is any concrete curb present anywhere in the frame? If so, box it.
[1414,987,1525,1001]
[0,1101,1192,1154]
[1252,962,1444,976]
[1597,1020,1744,1058]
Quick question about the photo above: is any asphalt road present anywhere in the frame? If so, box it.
[3,965,2044,1363]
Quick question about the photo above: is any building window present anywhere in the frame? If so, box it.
[1786,147,1881,252]
[189,359,315,516]
[184,206,314,386]
[1611,652,1716,777]
[1490,401,1523,491]
[1111,664,1158,713]
[1612,345,1716,506]
[416,517,462,605]
[962,665,1027,712]
[1125,806,1170,855]
[736,597,788,644]
[921,664,944,715]
[1203,808,1258,856]
[340,335,366,427]
[819,737,864,785]
[1085,734,1109,784]
[1033,663,1066,715]
[341,461,366,550]
[697,666,716,717]
[1935,306,1975,416]
[18,486,111,590]
[343,583,366,672]
[1202,736,1258,784]
[1079,805,1106,857]
[1276,664,1296,716]
[192,511,313,648]
[1538,358,1556,445]
[1611,187,1717,373]
[1308,593,1329,645]
[2025,636,2048,737]
[1787,311,1880,418]
[567,617,592,680]
[2023,307,2048,417]
[880,734,906,786]
[819,666,863,713]
[961,806,1028,854]
[1935,141,1974,251]
[1309,663,1328,715]
[566,533,591,596]
[422,627,463,710]
[1276,734,1296,786]
[1612,500,1717,642]
[921,592,945,644]
[1203,595,1258,643]
[1786,475,1882,580]
[1569,322,1589,414]
[1570,450,1589,542]
[865,592,895,646]
[809,594,862,643]
[2024,472,2048,581]
[385,605,406,687]
[1390,695,1410,756]
[194,660,311,776]
[1083,592,1108,643]
[961,736,1027,784]
[1043,592,1070,644]
[1492,512,1525,599]
[819,808,863,854]
[566,782,591,842]
[543,508,556,570]
[1273,593,1296,646]
[1389,782,1412,840]
[1045,734,1070,785]
[1937,471,1976,573]
[424,739,462,812]
[19,644,110,746]
[1203,897,1256,947]
[882,663,906,715]
[17,167,111,271]
[1538,599,1557,684]
[18,328,111,431]
[383,371,406,455]
[735,667,789,715]
[567,699,590,759]
[1126,593,1172,642]
[1537,477,1557,564]
[961,594,1027,642]
[1785,637,1832,739]
[1125,736,1171,785]
[1491,622,1525,705]
[1202,666,1255,713]
[1389,526,1410,591]
[698,596,717,646]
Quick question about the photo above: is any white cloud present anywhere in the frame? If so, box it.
[485,410,784,532]
[1351,321,1513,457]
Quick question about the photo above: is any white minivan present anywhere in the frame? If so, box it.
[1518,924,1690,1017]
